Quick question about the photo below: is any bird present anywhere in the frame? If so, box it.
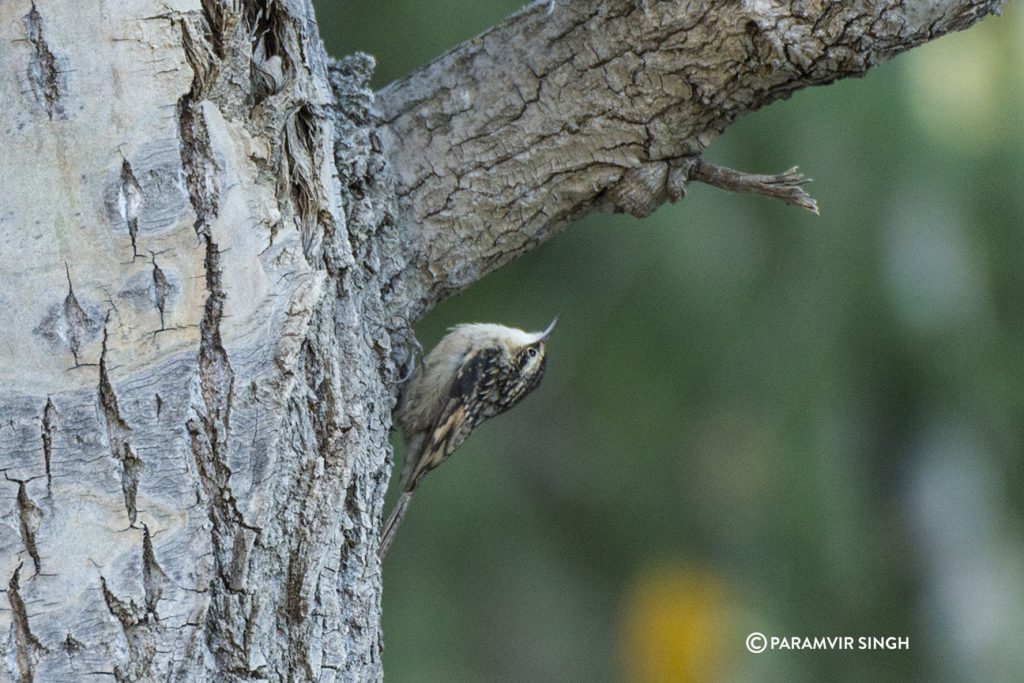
[379,317,558,558]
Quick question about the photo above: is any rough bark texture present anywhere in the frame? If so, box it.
[0,1,399,680]
[378,0,1005,315]
[0,0,1005,680]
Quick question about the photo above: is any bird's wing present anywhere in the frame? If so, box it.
[402,347,498,491]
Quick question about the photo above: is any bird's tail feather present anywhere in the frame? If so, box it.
[379,491,414,559]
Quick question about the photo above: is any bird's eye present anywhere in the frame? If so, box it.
[527,347,538,358]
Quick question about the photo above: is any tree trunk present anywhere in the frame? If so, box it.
[0,0,1003,680]
[0,1,394,679]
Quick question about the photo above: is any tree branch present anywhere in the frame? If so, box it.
[374,0,1003,315]
[683,159,818,214]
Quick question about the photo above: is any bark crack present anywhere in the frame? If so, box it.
[100,575,156,682]
[15,481,43,575]
[245,0,294,101]
[23,1,64,120]
[177,97,220,236]
[98,321,143,526]
[151,254,169,331]
[176,11,221,237]
[117,159,144,259]
[185,236,256,673]
[283,105,332,261]
[62,264,93,367]
[196,239,235,463]
[8,563,47,683]
[140,524,169,617]
[40,398,57,494]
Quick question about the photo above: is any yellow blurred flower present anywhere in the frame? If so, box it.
[620,565,729,683]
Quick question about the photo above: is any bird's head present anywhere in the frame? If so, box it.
[498,316,557,401]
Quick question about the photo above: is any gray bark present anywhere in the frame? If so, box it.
[379,0,1005,312]
[0,1,394,680]
[0,0,1004,680]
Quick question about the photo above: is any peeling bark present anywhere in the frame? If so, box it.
[0,0,1005,680]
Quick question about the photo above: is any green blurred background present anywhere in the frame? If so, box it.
[315,2,1024,680]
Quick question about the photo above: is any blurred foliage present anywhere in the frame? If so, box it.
[315,2,1024,681]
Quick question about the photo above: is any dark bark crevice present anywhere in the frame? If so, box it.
[23,2,64,120]
[40,398,58,494]
[9,563,47,682]
[98,323,143,527]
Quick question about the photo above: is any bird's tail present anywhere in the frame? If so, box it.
[379,491,414,559]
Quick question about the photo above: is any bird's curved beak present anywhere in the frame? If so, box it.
[539,316,559,341]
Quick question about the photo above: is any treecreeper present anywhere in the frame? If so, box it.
[380,318,558,557]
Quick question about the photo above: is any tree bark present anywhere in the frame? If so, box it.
[0,1,395,680]
[0,0,1004,680]
[378,0,1004,313]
